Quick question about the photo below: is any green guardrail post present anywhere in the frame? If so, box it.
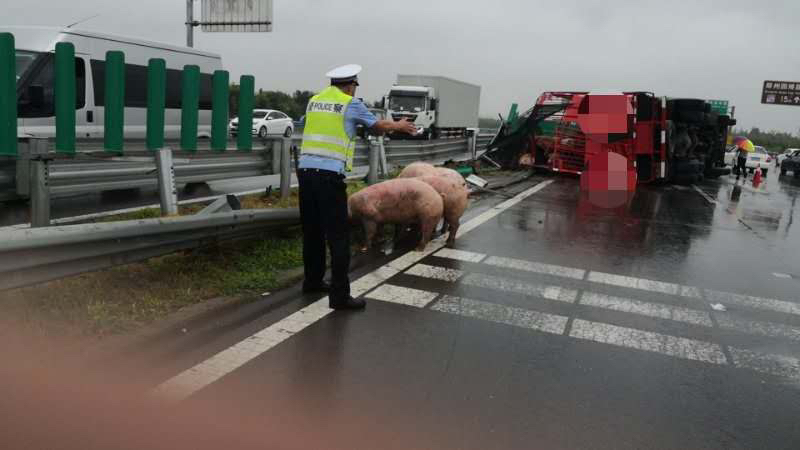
[237,75,254,151]
[0,33,16,157]
[146,58,166,151]
[54,42,76,154]
[180,65,200,152]
[211,70,229,152]
[104,51,125,154]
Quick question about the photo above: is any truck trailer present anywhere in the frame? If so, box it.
[487,91,735,185]
[383,75,480,139]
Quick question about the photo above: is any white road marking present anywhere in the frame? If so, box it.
[729,348,800,380]
[461,273,579,303]
[484,255,586,280]
[371,283,800,382]
[154,180,555,401]
[366,284,439,308]
[405,264,464,282]
[692,184,719,205]
[570,319,728,365]
[581,292,714,327]
[154,301,332,401]
[434,248,486,263]
[773,272,792,279]
[455,181,554,237]
[435,252,800,318]
[715,314,800,342]
[704,289,800,317]
[586,271,639,289]
[432,295,568,335]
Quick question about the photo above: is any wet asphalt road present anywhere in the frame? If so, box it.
[98,171,800,448]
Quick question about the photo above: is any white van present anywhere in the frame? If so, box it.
[5,26,223,139]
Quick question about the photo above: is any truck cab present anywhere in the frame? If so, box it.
[384,85,436,138]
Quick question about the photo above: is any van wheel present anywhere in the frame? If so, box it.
[284,127,293,138]
[259,126,268,139]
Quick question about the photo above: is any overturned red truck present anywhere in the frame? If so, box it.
[486,91,735,185]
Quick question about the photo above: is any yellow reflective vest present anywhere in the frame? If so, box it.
[300,86,355,171]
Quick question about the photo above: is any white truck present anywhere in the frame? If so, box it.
[383,75,480,139]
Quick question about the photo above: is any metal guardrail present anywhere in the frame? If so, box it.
[1,133,495,201]
[0,208,300,291]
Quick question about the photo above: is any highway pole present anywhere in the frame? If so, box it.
[367,137,379,185]
[280,137,291,201]
[378,136,388,177]
[186,0,194,48]
[156,148,179,216]
[28,138,51,228]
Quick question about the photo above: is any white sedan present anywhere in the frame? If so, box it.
[745,146,772,175]
[230,109,294,138]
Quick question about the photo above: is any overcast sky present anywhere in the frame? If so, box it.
[6,0,800,133]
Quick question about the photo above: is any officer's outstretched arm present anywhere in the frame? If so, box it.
[372,118,418,135]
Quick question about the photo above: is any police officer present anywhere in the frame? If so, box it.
[298,64,417,310]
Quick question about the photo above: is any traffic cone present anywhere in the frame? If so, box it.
[753,167,762,188]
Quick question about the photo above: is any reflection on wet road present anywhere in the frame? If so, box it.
[144,173,800,449]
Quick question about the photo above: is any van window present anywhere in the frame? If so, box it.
[18,54,86,118]
[91,60,213,110]
[15,50,39,84]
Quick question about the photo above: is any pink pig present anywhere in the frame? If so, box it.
[398,162,438,179]
[417,173,469,245]
[348,178,444,251]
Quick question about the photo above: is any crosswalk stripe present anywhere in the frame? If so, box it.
[461,272,579,303]
[432,295,568,335]
[372,286,799,380]
[404,264,465,282]
[407,262,800,346]
[434,248,486,263]
[704,289,800,317]
[580,292,714,327]
[729,348,800,380]
[434,251,800,318]
[716,314,800,342]
[569,319,728,365]
[483,255,586,280]
[366,284,439,308]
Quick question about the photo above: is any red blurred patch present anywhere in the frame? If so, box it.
[580,151,637,208]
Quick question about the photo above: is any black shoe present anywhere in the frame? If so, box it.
[329,296,366,310]
[303,281,330,294]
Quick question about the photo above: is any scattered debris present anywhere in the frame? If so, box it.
[181,328,188,334]
[773,273,792,279]
[261,292,271,297]
[710,303,727,312]
[465,174,488,188]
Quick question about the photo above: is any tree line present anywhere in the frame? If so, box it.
[228,85,315,120]
[731,127,800,153]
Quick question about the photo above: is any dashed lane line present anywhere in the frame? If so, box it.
[374,287,800,381]
[433,251,800,318]
[405,263,800,345]
[153,180,554,401]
